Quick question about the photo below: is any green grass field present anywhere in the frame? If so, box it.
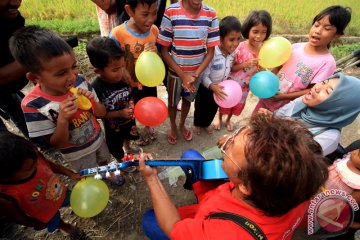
[21,0,359,36]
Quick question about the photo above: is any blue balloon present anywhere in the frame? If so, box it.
[180,149,205,160]
[249,71,279,98]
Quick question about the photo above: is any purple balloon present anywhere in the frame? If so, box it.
[213,80,242,108]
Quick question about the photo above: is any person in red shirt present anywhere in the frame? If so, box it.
[139,114,329,239]
[0,132,85,239]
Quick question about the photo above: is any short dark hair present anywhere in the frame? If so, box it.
[241,10,272,40]
[9,25,73,73]
[219,16,242,38]
[126,0,157,11]
[86,37,125,70]
[240,115,328,216]
[0,132,38,179]
[312,5,351,35]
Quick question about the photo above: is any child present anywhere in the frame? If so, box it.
[326,149,360,195]
[193,16,242,135]
[0,132,84,239]
[86,37,140,162]
[9,26,111,173]
[110,0,159,146]
[215,10,272,131]
[253,5,352,113]
[157,0,220,144]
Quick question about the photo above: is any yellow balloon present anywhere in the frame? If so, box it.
[135,51,166,87]
[259,37,292,69]
[69,87,92,110]
[70,177,109,218]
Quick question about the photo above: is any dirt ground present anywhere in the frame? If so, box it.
[1,50,359,240]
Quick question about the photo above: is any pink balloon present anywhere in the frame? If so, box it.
[213,80,242,108]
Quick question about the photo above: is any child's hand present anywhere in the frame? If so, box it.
[119,108,134,119]
[182,73,197,93]
[209,83,227,100]
[269,93,284,102]
[58,96,77,121]
[77,88,95,101]
[144,42,157,52]
[244,58,259,69]
[258,107,273,116]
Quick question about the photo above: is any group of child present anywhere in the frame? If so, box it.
[0,0,358,239]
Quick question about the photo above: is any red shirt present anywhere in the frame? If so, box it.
[0,157,67,223]
[172,182,308,240]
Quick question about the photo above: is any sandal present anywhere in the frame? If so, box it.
[181,128,192,141]
[167,129,177,145]
[135,135,150,146]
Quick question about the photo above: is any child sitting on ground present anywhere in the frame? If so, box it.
[10,26,112,173]
[0,132,84,239]
[87,37,141,163]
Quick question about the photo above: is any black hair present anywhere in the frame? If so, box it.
[312,5,351,35]
[86,37,125,70]
[0,132,38,179]
[219,16,242,38]
[126,0,157,11]
[9,25,73,73]
[241,10,272,40]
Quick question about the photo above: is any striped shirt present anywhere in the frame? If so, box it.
[157,1,220,75]
[21,75,103,162]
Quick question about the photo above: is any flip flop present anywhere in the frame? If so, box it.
[167,130,177,145]
[182,128,193,141]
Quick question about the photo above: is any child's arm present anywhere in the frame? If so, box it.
[269,84,314,102]
[231,58,258,72]
[50,95,77,148]
[194,47,215,79]
[77,88,107,118]
[43,157,80,180]
[0,198,47,230]
[160,45,197,93]
[105,107,134,120]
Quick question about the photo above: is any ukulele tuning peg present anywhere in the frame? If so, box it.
[94,173,102,180]
[114,169,121,176]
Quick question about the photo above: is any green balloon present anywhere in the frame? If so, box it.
[70,177,109,218]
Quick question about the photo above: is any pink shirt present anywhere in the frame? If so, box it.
[258,42,336,111]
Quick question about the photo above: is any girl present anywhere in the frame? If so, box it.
[193,16,242,135]
[214,10,272,131]
[271,73,360,156]
[253,5,352,113]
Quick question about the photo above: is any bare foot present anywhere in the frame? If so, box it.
[193,126,201,135]
[226,121,234,131]
[213,121,221,130]
[205,125,213,134]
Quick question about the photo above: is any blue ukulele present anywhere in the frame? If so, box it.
[79,149,228,187]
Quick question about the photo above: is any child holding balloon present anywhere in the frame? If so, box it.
[87,37,140,165]
[253,5,352,113]
[214,10,272,131]
[110,0,159,145]
[193,16,242,135]
[0,132,85,239]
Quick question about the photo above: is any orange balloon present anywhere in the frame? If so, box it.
[134,97,168,126]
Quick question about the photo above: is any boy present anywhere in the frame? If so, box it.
[86,37,139,162]
[193,16,242,135]
[157,0,220,145]
[0,132,84,239]
[9,26,111,172]
[110,0,159,145]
